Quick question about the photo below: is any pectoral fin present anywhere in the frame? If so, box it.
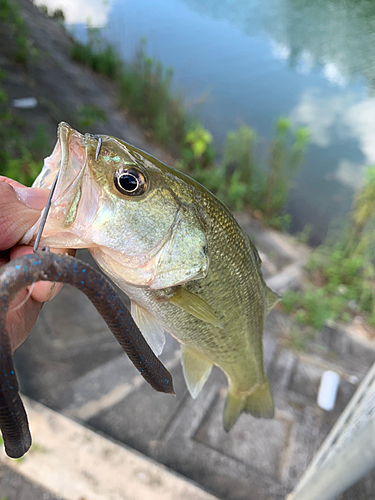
[168,288,223,328]
[181,346,213,398]
[266,286,281,314]
[131,302,166,356]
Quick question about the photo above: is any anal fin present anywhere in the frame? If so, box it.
[131,302,166,356]
[181,346,213,398]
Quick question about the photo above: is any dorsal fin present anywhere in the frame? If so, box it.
[266,286,280,314]
[247,236,262,270]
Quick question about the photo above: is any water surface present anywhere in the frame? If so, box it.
[37,0,375,242]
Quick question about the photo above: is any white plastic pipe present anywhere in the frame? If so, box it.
[317,371,340,411]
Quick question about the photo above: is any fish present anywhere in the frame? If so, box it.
[22,122,280,430]
[0,251,174,458]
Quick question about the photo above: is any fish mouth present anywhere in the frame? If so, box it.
[46,122,101,230]
[22,122,102,247]
[53,122,86,227]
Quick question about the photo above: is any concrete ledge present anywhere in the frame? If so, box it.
[0,396,219,500]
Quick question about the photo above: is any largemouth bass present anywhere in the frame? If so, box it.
[23,122,279,430]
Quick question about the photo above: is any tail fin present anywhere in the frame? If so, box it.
[223,379,274,431]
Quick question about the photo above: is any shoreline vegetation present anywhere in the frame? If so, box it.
[70,30,309,231]
[283,166,375,333]
[2,0,375,340]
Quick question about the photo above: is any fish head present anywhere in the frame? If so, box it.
[26,122,209,289]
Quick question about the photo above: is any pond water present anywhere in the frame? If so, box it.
[36,0,375,243]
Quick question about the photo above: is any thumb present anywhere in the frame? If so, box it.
[0,181,49,251]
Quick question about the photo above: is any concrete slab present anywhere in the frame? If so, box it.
[0,397,219,500]
[0,462,62,500]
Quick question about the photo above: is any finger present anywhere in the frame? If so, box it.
[0,176,26,188]
[0,176,48,209]
[6,291,43,352]
[10,245,76,302]
[0,181,49,250]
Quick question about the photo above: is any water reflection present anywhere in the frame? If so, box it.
[290,87,375,188]
[182,0,375,89]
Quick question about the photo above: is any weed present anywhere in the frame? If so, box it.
[0,85,52,185]
[39,4,65,23]
[283,165,375,329]
[39,4,48,15]
[296,223,313,244]
[261,119,309,226]
[77,104,107,129]
[51,8,64,21]
[283,327,307,351]
[280,323,317,352]
[0,0,30,63]
[118,40,186,148]
[180,122,308,227]
[72,35,186,150]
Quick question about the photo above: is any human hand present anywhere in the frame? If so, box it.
[0,176,73,351]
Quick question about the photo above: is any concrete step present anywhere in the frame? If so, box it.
[0,397,218,500]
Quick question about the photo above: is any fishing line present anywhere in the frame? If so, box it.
[9,284,35,312]
[33,172,59,253]
[10,172,59,311]
[10,171,59,311]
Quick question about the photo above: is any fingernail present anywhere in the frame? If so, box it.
[45,282,63,301]
[13,187,48,211]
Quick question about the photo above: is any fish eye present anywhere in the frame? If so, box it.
[114,167,147,196]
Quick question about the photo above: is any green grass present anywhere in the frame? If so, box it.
[282,287,348,330]
[282,165,375,329]
[77,104,107,128]
[281,325,317,352]
[71,35,186,151]
[179,120,308,229]
[0,84,52,185]
[0,0,29,63]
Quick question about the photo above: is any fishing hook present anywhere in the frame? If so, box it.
[95,136,102,161]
